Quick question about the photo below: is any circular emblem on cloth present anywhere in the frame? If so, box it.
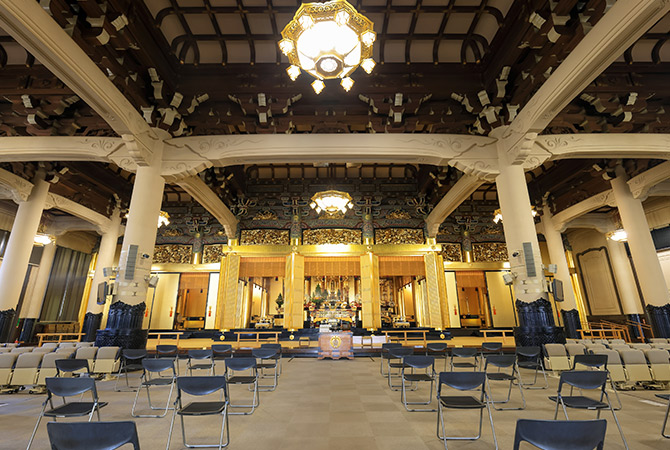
[330,336,342,349]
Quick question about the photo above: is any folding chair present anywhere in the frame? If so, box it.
[515,346,547,389]
[480,342,503,365]
[131,358,177,418]
[645,349,670,385]
[571,354,621,410]
[426,343,448,372]
[260,343,282,376]
[55,359,91,377]
[0,353,17,386]
[74,347,98,373]
[32,347,53,354]
[36,353,61,388]
[115,349,147,391]
[620,349,652,385]
[450,347,479,371]
[543,343,570,371]
[166,376,229,450]
[212,344,233,375]
[484,354,525,410]
[380,343,403,376]
[656,393,670,439]
[252,347,279,391]
[225,357,259,415]
[156,344,180,375]
[187,349,214,376]
[401,355,436,412]
[47,421,140,450]
[387,346,414,390]
[513,419,607,450]
[27,377,108,450]
[565,343,587,360]
[436,371,497,450]
[9,353,43,389]
[549,370,628,450]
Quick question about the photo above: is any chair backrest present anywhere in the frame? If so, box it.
[260,343,281,352]
[438,371,486,393]
[225,357,256,371]
[176,375,228,397]
[645,349,670,364]
[620,349,647,365]
[55,359,90,374]
[650,338,668,344]
[188,349,213,360]
[47,421,140,450]
[484,354,515,369]
[452,347,477,358]
[75,347,98,360]
[572,354,608,370]
[544,343,567,357]
[41,353,61,369]
[513,419,607,450]
[156,345,178,357]
[0,353,18,368]
[403,355,434,369]
[608,339,626,345]
[11,347,33,354]
[565,343,586,357]
[558,370,608,391]
[32,347,53,354]
[142,358,176,374]
[252,347,279,359]
[630,343,652,350]
[45,376,97,398]
[96,347,120,360]
[57,343,75,349]
[123,349,147,361]
[41,343,59,349]
[516,346,541,358]
[585,344,607,353]
[388,347,414,358]
[211,344,233,357]
[594,349,622,365]
[76,342,94,347]
[381,343,403,351]
[426,342,447,353]
[482,342,502,352]
[15,352,44,368]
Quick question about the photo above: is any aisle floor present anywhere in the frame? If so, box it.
[0,357,668,449]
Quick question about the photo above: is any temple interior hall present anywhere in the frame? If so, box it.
[2,0,670,449]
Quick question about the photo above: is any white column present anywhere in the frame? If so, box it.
[116,165,165,305]
[19,241,56,319]
[605,237,644,314]
[610,165,670,307]
[0,171,50,311]
[495,162,547,301]
[541,206,578,311]
[86,209,122,314]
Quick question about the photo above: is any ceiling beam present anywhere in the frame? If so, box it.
[424,174,483,238]
[177,175,238,239]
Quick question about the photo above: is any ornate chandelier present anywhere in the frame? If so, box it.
[310,190,354,214]
[278,0,376,94]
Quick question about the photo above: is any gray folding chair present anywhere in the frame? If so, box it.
[187,349,214,376]
[47,421,140,450]
[401,355,436,412]
[513,419,606,450]
[131,358,177,418]
[484,354,525,410]
[225,357,259,415]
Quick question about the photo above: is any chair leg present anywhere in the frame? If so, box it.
[606,394,629,450]
[485,398,499,450]
[402,376,436,412]
[662,398,670,439]
[26,408,45,450]
[229,380,259,415]
[165,406,178,450]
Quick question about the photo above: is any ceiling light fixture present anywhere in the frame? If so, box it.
[606,229,627,242]
[310,190,354,215]
[125,210,171,228]
[279,0,376,94]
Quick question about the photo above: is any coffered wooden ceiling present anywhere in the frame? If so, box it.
[1,0,669,217]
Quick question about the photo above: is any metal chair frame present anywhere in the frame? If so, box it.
[387,347,414,391]
[426,343,449,372]
[401,355,436,412]
[156,345,180,375]
[211,345,233,376]
[549,370,628,450]
[131,358,177,418]
[252,347,279,391]
[484,355,525,410]
[166,376,229,450]
[27,377,106,450]
[187,349,214,376]
[571,353,622,410]
[260,343,282,376]
[380,343,403,376]
[436,371,498,450]
[515,346,548,390]
[114,349,147,392]
[657,393,670,439]
[225,357,259,415]
[450,347,479,371]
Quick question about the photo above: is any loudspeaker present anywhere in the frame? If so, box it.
[148,276,159,288]
[96,282,107,305]
[502,273,514,286]
[552,279,564,302]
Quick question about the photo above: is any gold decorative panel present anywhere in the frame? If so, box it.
[386,209,412,219]
[472,242,508,262]
[153,245,192,264]
[375,228,424,245]
[240,229,289,245]
[252,210,278,221]
[441,243,462,262]
[303,228,362,245]
[203,244,224,263]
